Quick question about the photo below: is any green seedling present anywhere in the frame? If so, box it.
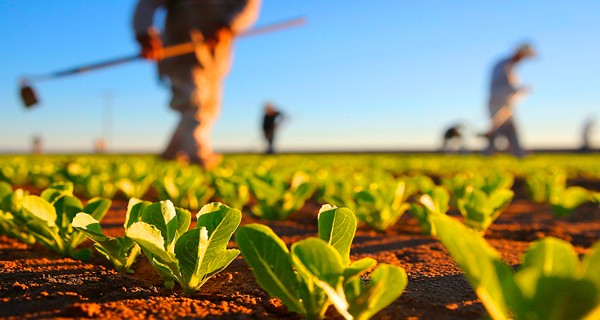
[72,198,150,273]
[213,175,250,210]
[319,178,359,213]
[549,186,590,218]
[0,181,35,244]
[115,174,154,199]
[153,168,214,211]
[525,171,565,204]
[126,200,240,294]
[17,182,111,259]
[354,181,411,231]
[236,205,407,320]
[443,171,513,206]
[456,187,513,234]
[431,214,600,320]
[247,171,314,220]
[409,186,449,235]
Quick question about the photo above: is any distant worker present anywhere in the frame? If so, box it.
[32,135,42,154]
[580,118,595,152]
[441,124,465,153]
[133,0,261,168]
[262,102,284,154]
[484,44,536,157]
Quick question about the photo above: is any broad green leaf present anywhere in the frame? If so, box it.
[343,257,377,279]
[346,264,407,320]
[202,248,239,278]
[175,227,209,289]
[125,198,150,228]
[21,195,57,227]
[236,224,305,315]
[41,182,73,203]
[512,238,600,320]
[291,238,348,319]
[195,203,241,278]
[53,195,83,230]
[126,221,177,265]
[291,238,345,288]
[83,197,111,221]
[431,215,513,320]
[519,237,579,282]
[424,186,450,214]
[582,241,600,287]
[196,202,239,236]
[489,189,514,213]
[512,273,599,320]
[318,205,357,265]
[141,200,179,246]
[175,207,191,235]
[72,212,108,241]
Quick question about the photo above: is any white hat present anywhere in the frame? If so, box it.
[515,43,536,58]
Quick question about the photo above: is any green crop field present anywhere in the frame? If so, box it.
[0,153,599,319]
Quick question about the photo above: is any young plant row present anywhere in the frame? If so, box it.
[0,182,406,320]
[431,214,600,320]
[1,156,599,221]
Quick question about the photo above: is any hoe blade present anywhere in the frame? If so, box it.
[20,84,38,108]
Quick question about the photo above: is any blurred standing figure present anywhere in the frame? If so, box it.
[441,124,464,153]
[32,135,42,154]
[262,102,284,154]
[580,118,595,152]
[484,44,536,157]
[133,0,261,168]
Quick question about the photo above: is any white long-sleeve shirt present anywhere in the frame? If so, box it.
[488,57,525,117]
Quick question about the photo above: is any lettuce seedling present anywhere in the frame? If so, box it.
[153,168,214,211]
[0,182,35,245]
[72,198,150,273]
[115,174,154,199]
[212,175,250,210]
[409,186,449,235]
[354,181,411,231]
[431,214,600,320]
[126,200,241,293]
[17,182,111,259]
[443,171,513,206]
[525,171,565,204]
[247,171,314,220]
[525,170,590,217]
[236,205,407,320]
[456,187,513,234]
[549,186,590,218]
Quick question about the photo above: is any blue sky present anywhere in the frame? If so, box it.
[1,1,599,153]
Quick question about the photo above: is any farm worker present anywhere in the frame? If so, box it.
[580,117,595,152]
[484,43,536,157]
[262,102,284,154]
[133,0,261,168]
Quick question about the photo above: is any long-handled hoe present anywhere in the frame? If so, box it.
[19,16,306,108]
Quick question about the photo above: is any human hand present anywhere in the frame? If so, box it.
[136,31,163,61]
[206,26,233,48]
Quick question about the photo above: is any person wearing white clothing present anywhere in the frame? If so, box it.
[484,44,536,157]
